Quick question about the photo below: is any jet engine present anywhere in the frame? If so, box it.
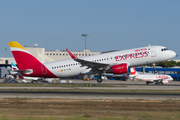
[108,63,128,74]
[162,80,169,85]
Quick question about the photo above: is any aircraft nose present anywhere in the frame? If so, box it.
[170,50,176,58]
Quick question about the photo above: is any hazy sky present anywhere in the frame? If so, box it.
[0,0,179,59]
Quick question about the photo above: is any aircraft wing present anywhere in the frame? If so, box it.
[66,49,112,70]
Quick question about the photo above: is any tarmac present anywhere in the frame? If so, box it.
[0,79,180,100]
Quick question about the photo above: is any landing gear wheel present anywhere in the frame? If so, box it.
[146,82,149,85]
[97,77,103,83]
[154,70,158,74]
[156,82,161,85]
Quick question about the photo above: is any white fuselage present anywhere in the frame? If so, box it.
[43,46,176,78]
[133,74,173,82]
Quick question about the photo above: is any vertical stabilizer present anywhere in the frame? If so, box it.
[11,62,18,70]
[130,67,138,75]
[8,41,42,69]
[8,41,57,78]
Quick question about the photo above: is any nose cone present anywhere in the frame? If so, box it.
[169,50,176,59]
[171,51,176,58]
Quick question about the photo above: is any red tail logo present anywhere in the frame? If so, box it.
[8,41,57,78]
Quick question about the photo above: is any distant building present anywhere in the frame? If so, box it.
[44,49,101,62]
[0,47,101,64]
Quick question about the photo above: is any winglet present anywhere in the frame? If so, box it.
[66,49,77,59]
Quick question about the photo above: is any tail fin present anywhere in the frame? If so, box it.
[130,67,138,75]
[11,62,19,70]
[8,41,42,69]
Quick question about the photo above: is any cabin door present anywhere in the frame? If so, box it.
[41,65,47,75]
[151,47,157,57]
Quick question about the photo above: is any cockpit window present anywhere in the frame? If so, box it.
[161,48,169,51]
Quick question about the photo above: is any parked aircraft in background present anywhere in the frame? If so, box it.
[10,62,53,83]
[129,67,173,85]
[8,41,176,83]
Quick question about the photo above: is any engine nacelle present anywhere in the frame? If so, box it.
[111,63,128,74]
[162,80,169,85]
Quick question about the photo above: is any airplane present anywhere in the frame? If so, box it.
[10,62,53,83]
[8,41,176,83]
[129,67,173,85]
[10,62,40,80]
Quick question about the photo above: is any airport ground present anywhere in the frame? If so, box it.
[0,79,180,120]
[0,79,180,100]
[0,98,179,120]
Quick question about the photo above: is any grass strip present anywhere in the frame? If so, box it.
[0,98,179,120]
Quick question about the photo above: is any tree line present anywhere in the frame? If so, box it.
[149,60,180,68]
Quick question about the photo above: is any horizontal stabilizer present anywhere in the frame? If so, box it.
[13,69,33,74]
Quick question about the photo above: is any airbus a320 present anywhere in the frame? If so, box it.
[8,41,176,83]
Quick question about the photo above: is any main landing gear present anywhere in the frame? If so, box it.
[97,77,103,83]
[146,81,153,85]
